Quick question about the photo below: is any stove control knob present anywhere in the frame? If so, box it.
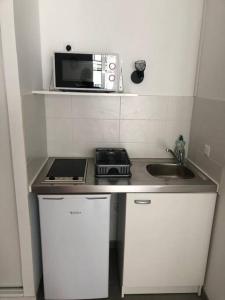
[109,63,116,70]
[109,74,115,82]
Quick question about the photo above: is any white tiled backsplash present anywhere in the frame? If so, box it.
[45,95,193,158]
[189,97,225,182]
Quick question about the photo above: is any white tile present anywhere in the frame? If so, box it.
[44,94,194,159]
[167,96,194,121]
[71,96,120,119]
[121,96,168,120]
[46,118,73,156]
[45,95,72,118]
[192,150,222,183]
[72,142,121,157]
[209,137,225,167]
[72,119,120,143]
[120,142,169,158]
[120,120,166,143]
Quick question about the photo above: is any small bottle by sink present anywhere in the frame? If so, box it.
[166,135,186,165]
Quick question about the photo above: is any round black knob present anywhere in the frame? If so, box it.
[66,45,72,52]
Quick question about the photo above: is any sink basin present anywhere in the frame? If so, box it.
[146,163,195,179]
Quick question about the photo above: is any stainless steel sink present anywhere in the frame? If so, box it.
[146,163,195,179]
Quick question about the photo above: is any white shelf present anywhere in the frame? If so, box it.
[32,90,138,97]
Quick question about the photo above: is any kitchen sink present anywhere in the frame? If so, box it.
[146,163,195,179]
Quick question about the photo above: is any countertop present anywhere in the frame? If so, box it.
[31,158,217,194]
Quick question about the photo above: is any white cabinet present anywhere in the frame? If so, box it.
[119,193,216,297]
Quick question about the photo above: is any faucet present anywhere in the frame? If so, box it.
[166,135,186,165]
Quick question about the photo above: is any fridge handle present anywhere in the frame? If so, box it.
[42,197,64,200]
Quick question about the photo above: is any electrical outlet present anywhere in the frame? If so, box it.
[204,144,211,157]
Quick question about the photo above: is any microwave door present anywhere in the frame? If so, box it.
[76,56,102,89]
[54,53,104,90]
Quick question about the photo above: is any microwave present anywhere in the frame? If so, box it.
[53,52,122,92]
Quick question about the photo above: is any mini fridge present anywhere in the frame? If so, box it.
[38,194,110,299]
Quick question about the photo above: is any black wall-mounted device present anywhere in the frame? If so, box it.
[66,44,72,52]
[131,60,146,84]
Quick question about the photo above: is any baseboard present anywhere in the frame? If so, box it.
[202,288,210,300]
[121,285,200,297]
[0,287,23,298]
[0,295,36,300]
[0,297,36,300]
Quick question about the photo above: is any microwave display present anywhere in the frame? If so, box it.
[53,52,120,92]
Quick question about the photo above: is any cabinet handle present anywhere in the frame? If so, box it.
[42,197,64,200]
[134,200,151,205]
[86,197,108,200]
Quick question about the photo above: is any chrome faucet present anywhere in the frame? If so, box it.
[166,135,186,165]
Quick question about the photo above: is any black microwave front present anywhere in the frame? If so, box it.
[53,52,122,92]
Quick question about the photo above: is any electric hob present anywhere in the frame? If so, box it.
[43,158,87,183]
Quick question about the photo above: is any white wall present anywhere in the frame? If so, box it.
[0,28,22,288]
[39,0,203,96]
[190,0,225,181]
[196,0,225,101]
[205,168,225,300]
[0,0,37,296]
[188,0,225,299]
[0,0,47,296]
[13,0,48,294]
[39,0,202,157]
[13,0,47,168]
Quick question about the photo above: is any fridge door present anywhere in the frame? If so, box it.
[38,194,110,300]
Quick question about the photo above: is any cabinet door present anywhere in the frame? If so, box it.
[123,193,216,291]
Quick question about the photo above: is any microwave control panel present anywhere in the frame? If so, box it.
[104,55,119,91]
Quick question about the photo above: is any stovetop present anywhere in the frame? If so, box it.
[43,158,87,183]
